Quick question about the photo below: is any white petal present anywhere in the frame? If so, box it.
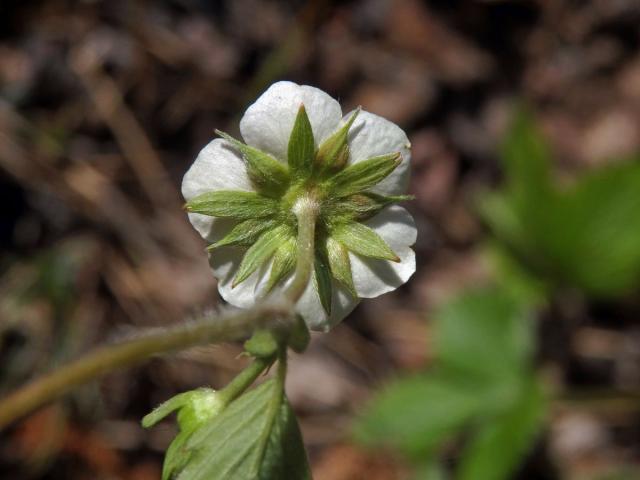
[182,138,253,199]
[256,262,360,332]
[182,138,254,241]
[209,246,268,308]
[295,279,360,332]
[350,205,417,299]
[346,110,412,195]
[211,247,359,331]
[240,81,342,162]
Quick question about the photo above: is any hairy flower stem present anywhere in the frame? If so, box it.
[0,197,318,430]
[285,194,319,303]
[0,304,288,429]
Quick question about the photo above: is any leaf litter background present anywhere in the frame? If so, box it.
[1,0,640,479]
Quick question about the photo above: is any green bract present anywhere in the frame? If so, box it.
[185,105,408,316]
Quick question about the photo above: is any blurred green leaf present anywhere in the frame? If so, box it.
[354,374,488,458]
[482,109,640,298]
[483,240,548,308]
[435,287,533,383]
[590,467,640,480]
[178,379,311,480]
[413,460,448,480]
[500,108,552,204]
[457,379,546,480]
[354,287,543,477]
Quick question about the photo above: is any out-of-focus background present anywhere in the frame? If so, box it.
[1,1,640,479]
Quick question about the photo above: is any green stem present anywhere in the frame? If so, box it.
[216,356,274,406]
[285,194,319,303]
[0,303,288,429]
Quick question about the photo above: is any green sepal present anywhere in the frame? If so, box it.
[208,218,279,250]
[330,192,414,223]
[314,251,333,315]
[315,108,360,173]
[186,190,278,219]
[288,315,311,353]
[330,221,400,262]
[233,225,292,287]
[244,329,279,359]
[264,236,297,293]
[328,152,402,198]
[216,130,290,197]
[326,236,357,297]
[287,105,315,177]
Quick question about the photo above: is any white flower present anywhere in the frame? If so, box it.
[182,81,416,331]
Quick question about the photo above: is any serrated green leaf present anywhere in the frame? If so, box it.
[209,218,279,250]
[326,237,356,297]
[264,236,297,293]
[233,225,291,287]
[330,221,399,262]
[435,287,533,383]
[178,379,311,480]
[330,192,414,223]
[287,105,315,176]
[328,152,401,198]
[458,379,546,480]
[315,108,360,173]
[186,191,278,220]
[216,130,290,197]
[314,252,333,314]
